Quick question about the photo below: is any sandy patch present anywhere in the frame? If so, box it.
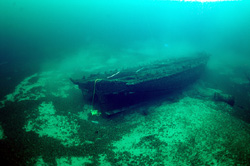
[24,102,81,147]
[112,97,250,165]
[0,71,77,108]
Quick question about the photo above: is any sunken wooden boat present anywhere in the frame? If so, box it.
[71,52,210,115]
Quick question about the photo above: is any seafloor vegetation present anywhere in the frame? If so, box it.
[1,64,250,165]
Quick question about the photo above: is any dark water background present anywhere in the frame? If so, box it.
[1,0,250,98]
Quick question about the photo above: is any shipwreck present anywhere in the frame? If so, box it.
[71,52,210,115]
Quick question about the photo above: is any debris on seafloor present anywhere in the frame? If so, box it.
[213,92,235,107]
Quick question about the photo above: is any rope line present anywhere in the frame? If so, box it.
[91,79,102,110]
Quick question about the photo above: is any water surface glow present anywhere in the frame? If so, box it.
[177,0,241,2]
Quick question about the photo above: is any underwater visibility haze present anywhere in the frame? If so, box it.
[1,0,250,165]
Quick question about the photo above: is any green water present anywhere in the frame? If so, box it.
[1,1,250,165]
[1,1,250,62]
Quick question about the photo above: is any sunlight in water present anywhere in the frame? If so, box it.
[183,0,240,2]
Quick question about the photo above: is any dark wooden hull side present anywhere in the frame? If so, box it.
[94,63,206,115]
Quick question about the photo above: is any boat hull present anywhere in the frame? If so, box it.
[72,53,209,115]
